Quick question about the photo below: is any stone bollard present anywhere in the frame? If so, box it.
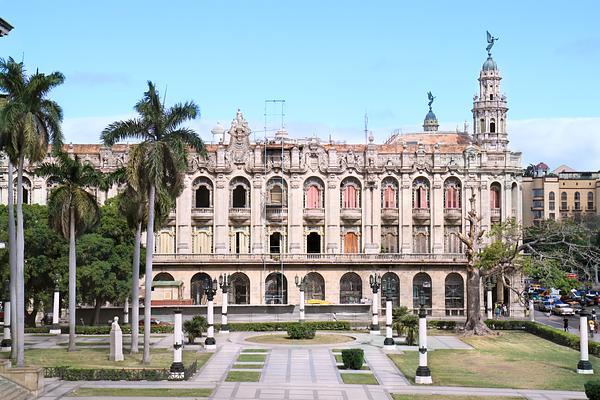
[109,316,124,362]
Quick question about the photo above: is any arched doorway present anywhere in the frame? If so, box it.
[340,272,362,304]
[445,273,464,316]
[412,272,432,313]
[305,272,325,301]
[265,273,287,304]
[153,272,174,282]
[229,272,250,305]
[190,273,212,305]
[381,272,400,307]
[307,232,321,253]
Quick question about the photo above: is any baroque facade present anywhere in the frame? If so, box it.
[0,49,523,317]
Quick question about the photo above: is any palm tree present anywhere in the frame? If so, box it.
[102,81,204,363]
[36,152,102,351]
[0,58,64,366]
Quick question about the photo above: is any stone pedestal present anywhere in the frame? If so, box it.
[109,317,124,362]
[169,310,184,380]
[383,300,395,350]
[49,290,61,335]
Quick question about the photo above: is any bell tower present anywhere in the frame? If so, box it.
[472,32,508,152]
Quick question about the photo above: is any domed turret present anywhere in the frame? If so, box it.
[423,91,439,132]
[482,56,497,71]
[211,121,225,143]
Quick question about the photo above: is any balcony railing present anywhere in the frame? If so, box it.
[191,207,213,221]
[381,208,399,222]
[229,207,251,222]
[153,252,467,265]
[340,207,362,222]
[303,208,325,222]
[443,208,462,222]
[412,208,431,222]
[266,207,288,222]
[490,208,501,222]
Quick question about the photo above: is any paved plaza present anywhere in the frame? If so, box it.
[28,331,588,400]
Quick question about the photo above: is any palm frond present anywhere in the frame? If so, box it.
[101,118,148,146]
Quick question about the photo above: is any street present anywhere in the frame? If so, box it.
[529,307,600,342]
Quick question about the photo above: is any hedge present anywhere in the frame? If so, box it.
[427,320,458,330]
[44,361,197,381]
[585,380,600,400]
[220,321,350,332]
[484,319,600,357]
[25,325,174,335]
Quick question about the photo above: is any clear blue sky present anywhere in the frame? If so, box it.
[2,2,600,169]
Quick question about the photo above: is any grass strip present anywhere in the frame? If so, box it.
[225,371,261,382]
[237,354,267,362]
[241,348,268,353]
[392,396,523,400]
[67,388,212,397]
[340,373,378,385]
[231,363,263,369]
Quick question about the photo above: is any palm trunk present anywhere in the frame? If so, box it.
[15,156,25,367]
[463,267,492,335]
[131,221,142,354]
[93,298,103,326]
[143,185,156,364]
[7,162,17,361]
[68,206,77,351]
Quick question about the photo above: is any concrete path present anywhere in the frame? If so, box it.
[193,343,242,384]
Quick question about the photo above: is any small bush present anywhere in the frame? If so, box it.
[341,348,364,370]
[226,321,350,332]
[394,314,419,345]
[43,361,197,381]
[585,380,600,400]
[287,323,316,339]
[183,316,208,344]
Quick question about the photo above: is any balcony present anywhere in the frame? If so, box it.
[381,208,399,223]
[490,208,501,223]
[229,207,251,223]
[303,208,325,223]
[266,206,288,222]
[444,208,462,223]
[412,208,430,222]
[191,207,213,222]
[340,207,362,223]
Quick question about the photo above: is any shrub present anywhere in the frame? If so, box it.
[427,320,457,330]
[183,316,208,344]
[394,314,419,345]
[225,321,350,332]
[341,348,364,370]
[287,323,316,339]
[585,380,600,400]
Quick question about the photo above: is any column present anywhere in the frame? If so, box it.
[214,177,228,253]
[205,285,217,351]
[486,288,493,320]
[383,300,395,350]
[123,298,129,325]
[221,282,229,333]
[577,310,594,374]
[529,300,535,323]
[415,306,432,384]
[299,288,305,322]
[50,286,61,335]
[1,287,10,351]
[169,310,184,379]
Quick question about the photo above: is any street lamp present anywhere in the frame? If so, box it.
[203,278,218,351]
[219,274,230,333]
[528,293,535,323]
[50,276,61,335]
[577,297,594,374]
[1,280,11,352]
[295,275,307,322]
[369,273,381,335]
[415,287,432,384]
[169,309,184,380]
[484,277,496,320]
[382,278,395,350]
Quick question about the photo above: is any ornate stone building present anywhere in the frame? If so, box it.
[0,48,523,317]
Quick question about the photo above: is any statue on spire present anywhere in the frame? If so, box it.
[486,31,499,56]
[427,91,435,111]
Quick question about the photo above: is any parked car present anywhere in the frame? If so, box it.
[139,317,171,326]
[552,303,575,316]
[537,301,554,312]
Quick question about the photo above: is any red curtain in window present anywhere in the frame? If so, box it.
[306,186,320,208]
[383,186,396,208]
[490,188,500,209]
[445,187,459,209]
[419,187,428,209]
[344,185,357,208]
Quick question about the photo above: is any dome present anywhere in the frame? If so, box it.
[423,109,439,132]
[482,56,497,71]
[424,110,437,122]
[211,121,225,136]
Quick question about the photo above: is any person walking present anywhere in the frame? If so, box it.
[563,317,569,332]
[502,304,508,317]
[494,304,501,319]
[589,318,595,338]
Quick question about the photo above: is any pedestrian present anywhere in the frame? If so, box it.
[494,304,501,319]
[563,317,569,332]
[592,309,597,321]
[502,304,508,317]
[589,319,595,338]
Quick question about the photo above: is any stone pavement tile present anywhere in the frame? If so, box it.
[366,388,391,400]
[317,395,344,400]
[233,387,258,399]
[343,388,370,400]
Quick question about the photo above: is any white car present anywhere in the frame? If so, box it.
[552,303,575,316]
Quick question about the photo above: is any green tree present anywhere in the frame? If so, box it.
[0,57,64,366]
[36,152,102,351]
[102,81,205,363]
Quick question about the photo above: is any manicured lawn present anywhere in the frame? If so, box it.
[391,396,523,400]
[245,334,354,345]
[0,348,209,369]
[67,388,212,397]
[237,354,267,362]
[232,363,263,369]
[389,331,599,391]
[241,348,268,353]
[340,373,378,385]
[225,371,261,382]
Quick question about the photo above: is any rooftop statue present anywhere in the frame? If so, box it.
[427,91,435,110]
[486,31,498,56]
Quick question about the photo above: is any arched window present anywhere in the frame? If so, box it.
[229,272,250,305]
[381,177,398,208]
[412,272,432,311]
[490,182,501,209]
[304,177,324,209]
[343,231,359,253]
[340,272,362,304]
[413,178,430,209]
[548,191,555,211]
[190,273,212,305]
[17,177,32,205]
[153,272,174,282]
[305,272,325,301]
[306,232,321,254]
[490,118,496,133]
[265,273,287,304]
[230,177,250,208]
[445,273,464,316]
[381,272,400,307]
[444,178,461,209]
[588,192,595,210]
[413,226,430,253]
[479,118,485,133]
[574,192,581,210]
[341,178,361,208]
[193,177,213,208]
[269,232,282,253]
[561,192,567,210]
[267,178,287,207]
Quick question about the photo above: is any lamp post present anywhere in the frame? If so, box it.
[1,280,11,352]
[204,278,218,351]
[369,273,381,335]
[123,298,129,325]
[382,279,395,350]
[169,309,184,380]
[415,286,432,384]
[219,274,230,333]
[50,277,61,335]
[528,294,535,323]
[485,277,495,320]
[577,298,594,374]
[295,275,306,322]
